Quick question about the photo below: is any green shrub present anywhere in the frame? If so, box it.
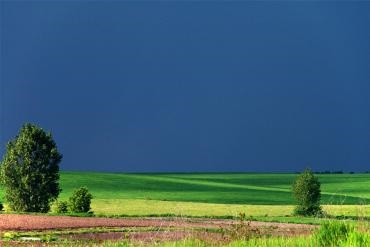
[52,200,68,213]
[292,168,322,216]
[221,213,260,241]
[40,234,58,242]
[68,187,93,213]
[2,231,19,240]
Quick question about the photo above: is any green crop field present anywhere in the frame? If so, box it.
[0,172,369,217]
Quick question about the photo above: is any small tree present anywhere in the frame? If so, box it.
[52,200,68,213]
[292,168,322,216]
[0,123,62,212]
[68,187,93,213]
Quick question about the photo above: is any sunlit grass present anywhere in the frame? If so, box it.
[91,199,369,218]
[0,172,369,218]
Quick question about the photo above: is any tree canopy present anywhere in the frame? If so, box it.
[0,123,62,212]
[292,168,322,216]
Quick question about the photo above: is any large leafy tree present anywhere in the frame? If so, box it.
[0,123,62,212]
[292,168,322,216]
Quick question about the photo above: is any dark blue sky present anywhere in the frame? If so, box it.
[1,2,370,172]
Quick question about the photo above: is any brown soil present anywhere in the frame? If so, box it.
[0,214,315,233]
[63,230,225,243]
[0,214,316,244]
[0,215,217,230]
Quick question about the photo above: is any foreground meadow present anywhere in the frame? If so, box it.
[0,172,369,246]
[0,215,368,246]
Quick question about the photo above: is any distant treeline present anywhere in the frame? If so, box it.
[295,171,370,174]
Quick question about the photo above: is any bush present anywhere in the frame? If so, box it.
[68,187,93,213]
[0,123,62,212]
[52,200,68,213]
[0,202,3,211]
[292,168,322,216]
[221,213,260,241]
[2,231,20,240]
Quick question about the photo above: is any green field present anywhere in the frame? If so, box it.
[0,172,369,217]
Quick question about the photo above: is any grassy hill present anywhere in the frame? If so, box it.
[0,172,369,217]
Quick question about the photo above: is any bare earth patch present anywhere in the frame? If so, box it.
[0,214,314,232]
[0,214,316,244]
[64,230,225,243]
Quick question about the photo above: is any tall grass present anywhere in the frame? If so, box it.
[315,221,354,246]
[315,221,369,247]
